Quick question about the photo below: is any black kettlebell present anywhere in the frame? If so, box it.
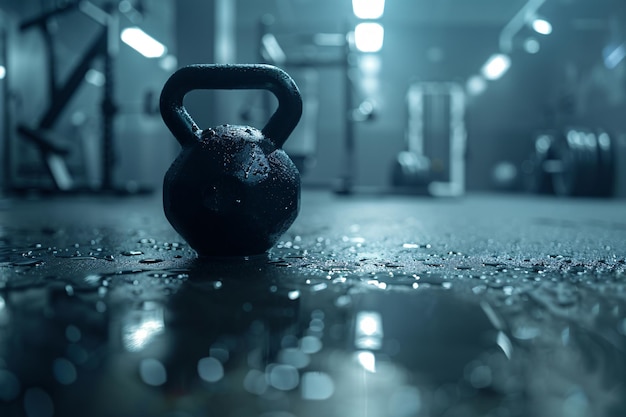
[160,64,302,257]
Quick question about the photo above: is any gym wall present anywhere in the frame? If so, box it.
[0,0,177,191]
[189,0,626,192]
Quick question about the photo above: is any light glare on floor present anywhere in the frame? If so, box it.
[121,27,167,58]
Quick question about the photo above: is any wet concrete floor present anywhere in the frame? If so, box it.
[0,191,625,417]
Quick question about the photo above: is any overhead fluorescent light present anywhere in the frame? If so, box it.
[531,18,552,35]
[0,65,5,80]
[352,0,385,19]
[481,54,511,80]
[121,27,167,58]
[354,22,384,53]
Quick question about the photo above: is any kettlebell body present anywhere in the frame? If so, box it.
[160,65,302,256]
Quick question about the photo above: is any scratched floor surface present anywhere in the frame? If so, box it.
[0,191,625,417]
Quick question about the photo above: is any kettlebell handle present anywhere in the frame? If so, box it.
[160,64,302,149]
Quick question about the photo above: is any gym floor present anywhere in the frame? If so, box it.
[0,190,625,417]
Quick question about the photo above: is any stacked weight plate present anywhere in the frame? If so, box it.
[525,128,616,197]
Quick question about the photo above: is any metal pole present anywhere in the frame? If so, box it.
[101,10,119,191]
[1,26,11,192]
[338,29,355,194]
[499,0,547,53]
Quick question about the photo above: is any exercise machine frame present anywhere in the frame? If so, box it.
[8,1,131,193]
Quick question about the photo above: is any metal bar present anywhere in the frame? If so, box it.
[16,125,69,155]
[406,85,424,154]
[20,1,109,30]
[1,26,11,191]
[19,1,80,31]
[259,17,273,123]
[101,16,118,191]
[499,0,547,53]
[45,153,73,191]
[261,33,286,65]
[38,27,107,129]
[339,30,355,194]
[425,83,466,197]
[78,1,109,26]
[42,29,58,102]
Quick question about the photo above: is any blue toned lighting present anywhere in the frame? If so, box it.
[531,18,552,35]
[355,350,376,373]
[481,54,511,80]
[121,27,167,58]
[352,0,385,19]
[524,38,541,54]
[354,22,384,53]
[604,43,626,69]
[466,75,487,96]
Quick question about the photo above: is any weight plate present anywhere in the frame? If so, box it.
[552,129,586,197]
[525,133,556,194]
[577,128,600,196]
[594,130,615,197]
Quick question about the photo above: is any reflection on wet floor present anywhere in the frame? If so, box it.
[0,192,625,416]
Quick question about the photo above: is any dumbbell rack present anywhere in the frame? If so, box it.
[524,128,616,197]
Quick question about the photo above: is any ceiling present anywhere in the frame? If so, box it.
[236,0,625,30]
[238,0,525,27]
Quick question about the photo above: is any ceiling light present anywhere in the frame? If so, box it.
[531,18,552,35]
[0,65,5,80]
[481,54,511,80]
[352,0,385,19]
[121,27,167,58]
[354,23,384,53]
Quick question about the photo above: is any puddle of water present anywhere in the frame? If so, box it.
[0,221,624,416]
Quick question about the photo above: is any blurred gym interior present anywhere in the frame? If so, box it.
[0,1,625,416]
